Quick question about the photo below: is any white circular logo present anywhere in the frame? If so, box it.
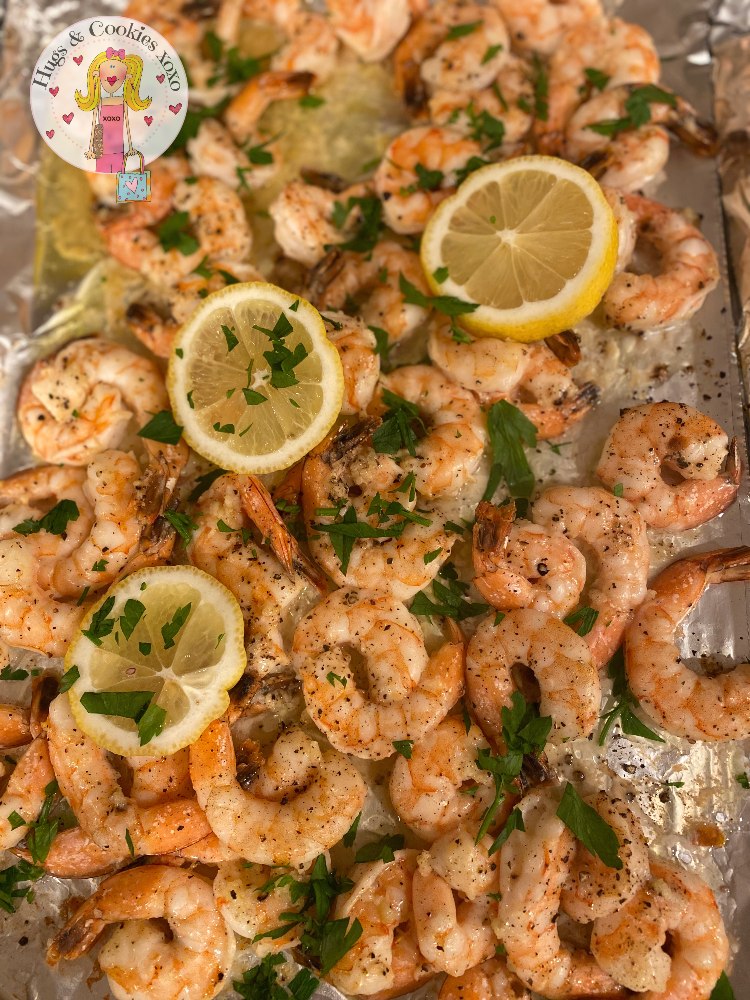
[30,16,189,175]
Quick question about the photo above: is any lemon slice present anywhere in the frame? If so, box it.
[420,156,618,342]
[65,565,246,757]
[168,282,344,474]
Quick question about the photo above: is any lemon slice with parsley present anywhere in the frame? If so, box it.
[168,282,344,474]
[64,565,246,757]
[420,156,618,342]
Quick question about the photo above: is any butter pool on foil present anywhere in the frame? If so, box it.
[0,0,749,997]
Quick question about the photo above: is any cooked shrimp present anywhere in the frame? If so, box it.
[566,85,717,192]
[374,366,487,497]
[561,791,649,922]
[394,0,507,115]
[374,126,482,234]
[186,118,253,191]
[302,421,456,597]
[0,581,88,657]
[388,715,500,841]
[541,17,660,151]
[0,737,55,850]
[625,546,750,741]
[15,825,126,878]
[603,186,638,271]
[17,337,188,484]
[590,857,729,999]
[427,321,599,440]
[327,0,412,62]
[0,451,165,601]
[495,787,627,999]
[269,178,373,266]
[532,486,650,668]
[466,610,600,747]
[439,956,532,1000]
[188,473,320,685]
[324,312,380,414]
[473,501,586,617]
[596,402,739,530]
[292,588,464,759]
[47,865,235,1000]
[328,850,433,997]
[103,175,252,289]
[213,858,304,954]
[189,723,364,866]
[126,262,262,360]
[601,194,720,330]
[224,69,313,146]
[413,827,498,977]
[307,240,432,343]
[419,4,509,94]
[0,704,31,748]
[47,694,210,855]
[270,3,339,79]
[429,55,534,147]
[493,0,602,56]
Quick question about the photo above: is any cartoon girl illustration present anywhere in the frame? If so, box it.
[75,49,151,173]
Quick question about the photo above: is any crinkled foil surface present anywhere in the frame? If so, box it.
[1,0,750,997]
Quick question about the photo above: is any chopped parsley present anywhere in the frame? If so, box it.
[58,665,80,693]
[586,84,676,139]
[13,499,79,538]
[80,689,166,747]
[252,855,362,975]
[399,272,479,317]
[556,782,622,870]
[354,833,405,863]
[563,606,599,637]
[163,509,199,545]
[137,410,183,446]
[234,954,319,1000]
[188,468,226,502]
[155,211,200,256]
[329,195,383,254]
[410,562,489,622]
[475,691,551,851]
[598,649,665,746]
[372,388,426,457]
[161,603,192,649]
[445,20,482,40]
[483,400,538,501]
[392,740,413,759]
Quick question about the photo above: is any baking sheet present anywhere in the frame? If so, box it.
[0,0,749,997]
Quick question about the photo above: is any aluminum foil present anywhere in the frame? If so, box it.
[1,0,750,997]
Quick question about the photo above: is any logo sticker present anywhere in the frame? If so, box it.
[30,16,188,198]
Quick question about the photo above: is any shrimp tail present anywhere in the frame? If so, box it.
[30,673,58,737]
[544,330,581,367]
[703,545,750,585]
[125,302,175,359]
[240,475,327,592]
[47,907,107,964]
[473,500,514,568]
[314,417,381,466]
[726,435,741,487]
[667,98,720,157]
[306,247,346,305]
[299,167,351,192]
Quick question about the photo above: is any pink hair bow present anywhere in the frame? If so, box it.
[106,47,125,59]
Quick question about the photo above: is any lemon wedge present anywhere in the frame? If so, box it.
[420,156,618,342]
[168,282,344,474]
[65,565,246,757]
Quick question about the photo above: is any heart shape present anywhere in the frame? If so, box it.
[62,112,74,124]
[73,55,83,65]
[106,75,117,85]
[125,178,139,193]
[49,87,59,97]
[168,103,182,115]
[144,115,153,126]
[46,129,55,139]
[156,73,165,83]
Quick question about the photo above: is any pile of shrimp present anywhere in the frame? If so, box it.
[1,1,744,999]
